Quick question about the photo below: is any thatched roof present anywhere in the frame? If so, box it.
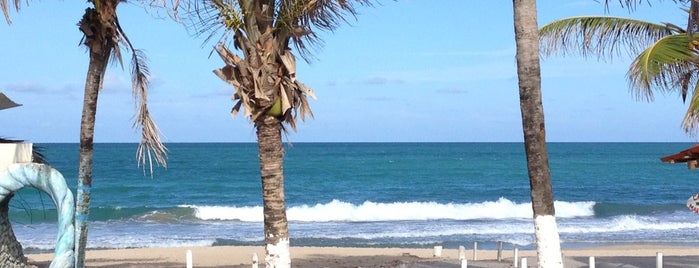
[0,93,21,110]
[661,144,699,169]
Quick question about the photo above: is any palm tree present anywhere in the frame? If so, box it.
[4,1,176,266]
[512,0,563,267]
[190,0,370,266]
[75,0,173,266]
[539,0,699,133]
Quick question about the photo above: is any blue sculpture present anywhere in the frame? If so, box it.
[0,163,75,268]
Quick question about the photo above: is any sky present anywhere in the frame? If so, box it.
[0,0,695,143]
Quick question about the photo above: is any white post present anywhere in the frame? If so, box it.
[472,241,478,261]
[433,245,442,257]
[461,258,467,268]
[589,256,595,268]
[521,257,527,268]
[561,252,566,268]
[458,245,466,260]
[497,241,503,261]
[513,248,519,268]
[252,253,259,268]
[656,252,663,268]
[186,249,193,268]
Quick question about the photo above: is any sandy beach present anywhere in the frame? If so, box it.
[25,245,699,267]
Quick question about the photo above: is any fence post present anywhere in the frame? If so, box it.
[186,249,193,268]
[561,253,566,268]
[472,242,478,261]
[656,252,663,268]
[252,253,259,268]
[589,256,595,268]
[459,245,466,260]
[513,248,519,268]
[497,241,503,261]
[433,245,443,257]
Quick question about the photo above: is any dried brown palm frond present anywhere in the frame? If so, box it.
[113,15,168,173]
[195,0,370,133]
[1,0,21,24]
[80,0,168,174]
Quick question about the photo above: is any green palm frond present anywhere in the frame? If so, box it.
[189,0,371,61]
[276,0,371,60]
[186,0,241,45]
[628,33,699,101]
[682,78,699,134]
[540,16,678,60]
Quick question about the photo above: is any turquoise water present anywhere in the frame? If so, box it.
[9,143,699,251]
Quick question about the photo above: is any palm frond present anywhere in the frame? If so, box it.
[113,15,168,174]
[627,33,699,101]
[276,0,372,62]
[1,0,21,24]
[185,0,241,46]
[604,0,688,12]
[188,0,371,61]
[130,49,168,174]
[604,0,649,11]
[540,16,677,60]
[682,78,699,134]
[138,0,182,19]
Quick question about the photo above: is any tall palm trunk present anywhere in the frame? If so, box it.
[513,0,563,267]
[256,116,290,268]
[0,194,28,268]
[76,7,113,268]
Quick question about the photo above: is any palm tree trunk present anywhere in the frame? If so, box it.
[0,194,28,268]
[75,22,111,268]
[513,0,563,267]
[256,115,291,268]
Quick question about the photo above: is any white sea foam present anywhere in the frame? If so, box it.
[184,197,595,222]
[559,215,699,234]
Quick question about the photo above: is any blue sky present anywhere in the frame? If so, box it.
[0,0,695,143]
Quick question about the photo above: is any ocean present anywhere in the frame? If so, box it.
[9,142,699,252]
